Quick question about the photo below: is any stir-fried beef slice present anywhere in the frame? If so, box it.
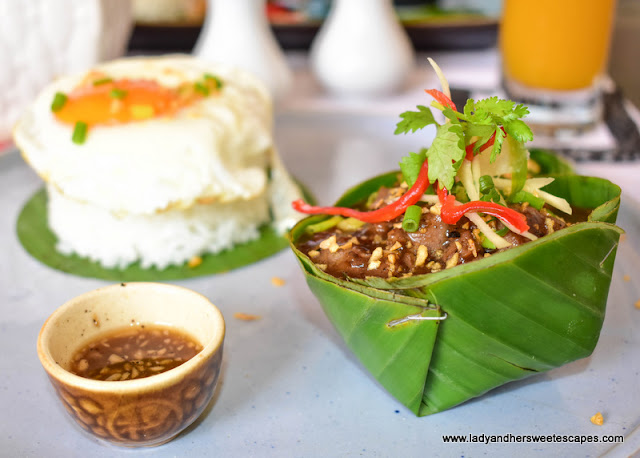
[502,204,569,246]
[297,202,571,280]
[299,207,485,279]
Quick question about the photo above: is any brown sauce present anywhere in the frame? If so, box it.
[559,206,592,224]
[70,324,203,381]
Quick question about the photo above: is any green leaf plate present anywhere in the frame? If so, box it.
[18,183,313,281]
[529,148,575,175]
[288,173,623,416]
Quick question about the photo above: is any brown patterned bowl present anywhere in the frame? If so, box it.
[37,282,225,447]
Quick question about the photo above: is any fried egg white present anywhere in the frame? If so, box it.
[14,55,276,215]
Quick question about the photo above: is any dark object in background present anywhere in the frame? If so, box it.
[128,25,202,53]
[128,20,497,53]
[395,0,437,4]
[403,19,497,51]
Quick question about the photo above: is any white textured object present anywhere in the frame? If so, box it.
[14,56,274,215]
[47,183,269,269]
[0,0,132,143]
[13,55,303,268]
[194,0,292,104]
[310,0,415,97]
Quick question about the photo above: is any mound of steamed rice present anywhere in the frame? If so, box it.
[47,184,272,269]
[14,55,303,269]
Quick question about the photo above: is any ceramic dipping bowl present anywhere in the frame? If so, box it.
[37,282,225,447]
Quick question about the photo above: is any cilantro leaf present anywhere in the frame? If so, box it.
[395,90,533,190]
[473,128,498,154]
[503,119,533,143]
[399,149,427,186]
[512,103,530,119]
[442,106,461,125]
[426,124,465,190]
[465,123,495,139]
[473,97,515,119]
[457,96,533,163]
[490,126,506,162]
[394,105,438,135]
[463,99,476,118]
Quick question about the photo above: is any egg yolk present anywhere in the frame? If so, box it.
[54,77,217,127]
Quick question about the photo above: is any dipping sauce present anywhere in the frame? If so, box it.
[70,324,203,381]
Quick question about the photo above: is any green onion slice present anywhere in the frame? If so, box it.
[109,88,128,99]
[402,205,422,232]
[480,226,509,249]
[194,82,209,96]
[92,77,113,86]
[204,73,223,89]
[72,121,88,145]
[478,175,494,195]
[51,92,67,112]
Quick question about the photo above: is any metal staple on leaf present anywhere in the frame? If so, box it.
[387,312,448,328]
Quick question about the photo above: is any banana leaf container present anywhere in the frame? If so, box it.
[288,169,623,416]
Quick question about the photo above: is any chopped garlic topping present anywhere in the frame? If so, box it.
[545,218,555,234]
[590,412,604,426]
[446,252,459,269]
[415,245,428,267]
[368,247,383,270]
[319,235,339,253]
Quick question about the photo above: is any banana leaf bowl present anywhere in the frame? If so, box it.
[287,171,623,416]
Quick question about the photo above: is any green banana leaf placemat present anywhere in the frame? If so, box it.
[17,184,313,281]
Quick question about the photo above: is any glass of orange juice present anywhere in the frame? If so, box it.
[500,0,617,133]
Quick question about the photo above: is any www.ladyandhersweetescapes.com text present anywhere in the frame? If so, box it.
[441,433,624,445]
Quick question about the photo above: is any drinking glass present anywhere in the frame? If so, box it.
[500,0,617,134]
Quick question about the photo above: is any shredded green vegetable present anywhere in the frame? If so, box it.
[337,217,365,232]
[306,216,344,234]
[511,190,545,210]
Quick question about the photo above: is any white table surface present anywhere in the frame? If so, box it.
[1,49,639,457]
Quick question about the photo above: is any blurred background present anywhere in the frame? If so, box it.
[1,0,638,152]
[125,0,639,106]
[129,0,502,52]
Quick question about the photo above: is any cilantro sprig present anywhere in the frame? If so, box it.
[394,95,533,190]
[395,105,436,135]
[399,149,427,186]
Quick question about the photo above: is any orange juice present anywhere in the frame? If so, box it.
[501,0,616,91]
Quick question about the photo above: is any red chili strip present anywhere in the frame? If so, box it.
[292,161,431,223]
[425,89,457,111]
[437,185,529,233]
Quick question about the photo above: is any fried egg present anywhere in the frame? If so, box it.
[14,55,276,215]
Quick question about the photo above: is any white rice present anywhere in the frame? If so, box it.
[47,184,271,269]
[14,56,306,269]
